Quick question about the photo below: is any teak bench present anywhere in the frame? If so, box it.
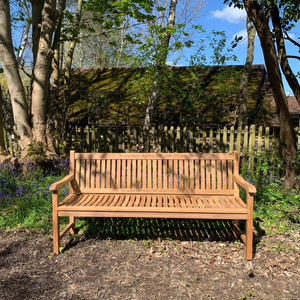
[49,150,256,260]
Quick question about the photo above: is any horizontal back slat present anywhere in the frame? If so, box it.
[73,152,235,193]
[75,153,235,160]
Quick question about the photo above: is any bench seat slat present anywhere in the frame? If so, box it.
[59,194,246,213]
[58,194,247,214]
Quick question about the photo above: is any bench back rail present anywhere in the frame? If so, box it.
[71,152,238,195]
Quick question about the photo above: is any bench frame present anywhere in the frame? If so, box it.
[49,151,256,260]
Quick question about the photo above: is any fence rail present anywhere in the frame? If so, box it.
[3,125,300,169]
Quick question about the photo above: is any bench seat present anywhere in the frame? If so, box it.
[50,151,256,260]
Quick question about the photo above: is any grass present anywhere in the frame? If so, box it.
[0,150,300,238]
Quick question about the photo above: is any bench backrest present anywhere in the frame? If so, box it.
[70,151,239,195]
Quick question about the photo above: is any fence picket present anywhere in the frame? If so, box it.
[3,125,299,163]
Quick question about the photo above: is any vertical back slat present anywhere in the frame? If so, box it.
[96,159,100,188]
[101,160,106,188]
[168,160,172,189]
[137,159,142,189]
[201,160,205,189]
[184,159,189,189]
[143,159,147,189]
[174,160,178,189]
[153,160,157,189]
[222,160,227,189]
[111,159,116,188]
[86,160,90,189]
[127,159,131,188]
[122,159,126,188]
[211,160,216,189]
[163,159,168,189]
[132,159,137,188]
[148,160,152,189]
[158,160,162,189]
[217,160,221,190]
[116,159,121,189]
[91,159,96,189]
[106,159,111,188]
[179,160,184,189]
[207,160,211,190]
[228,160,233,189]
[80,159,85,188]
[195,159,200,190]
[190,159,194,189]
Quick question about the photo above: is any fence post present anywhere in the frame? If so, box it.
[236,126,242,158]
[164,126,168,153]
[209,128,213,153]
[122,126,125,153]
[222,126,227,153]
[243,126,249,166]
[271,127,277,161]
[249,124,256,172]
[202,127,207,153]
[145,126,149,152]
[216,128,220,153]
[170,126,174,153]
[176,126,180,153]
[229,126,234,153]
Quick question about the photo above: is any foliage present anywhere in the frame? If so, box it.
[124,25,241,126]
[0,158,69,229]
[240,148,300,234]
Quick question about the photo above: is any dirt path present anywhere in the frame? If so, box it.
[1,227,300,300]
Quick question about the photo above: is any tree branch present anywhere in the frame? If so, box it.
[284,31,300,49]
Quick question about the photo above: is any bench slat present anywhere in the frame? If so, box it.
[75,188,234,195]
[75,153,235,160]
[58,197,247,214]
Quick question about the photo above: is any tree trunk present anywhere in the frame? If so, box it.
[143,0,178,128]
[0,83,5,150]
[0,0,32,153]
[31,0,44,67]
[271,4,300,105]
[31,0,58,148]
[238,15,255,127]
[52,0,66,93]
[243,0,297,186]
[16,2,31,66]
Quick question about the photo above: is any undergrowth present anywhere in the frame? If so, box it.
[0,149,300,236]
[240,147,300,234]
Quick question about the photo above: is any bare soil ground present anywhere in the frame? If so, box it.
[1,219,300,300]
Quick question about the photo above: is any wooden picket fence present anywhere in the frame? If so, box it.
[3,125,300,170]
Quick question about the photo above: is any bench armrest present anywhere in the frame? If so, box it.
[234,176,256,194]
[49,174,75,191]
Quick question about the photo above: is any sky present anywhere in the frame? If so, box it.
[180,1,300,96]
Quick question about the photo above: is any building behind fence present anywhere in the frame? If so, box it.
[3,125,300,169]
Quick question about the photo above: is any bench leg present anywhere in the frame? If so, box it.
[53,212,60,255]
[69,216,75,235]
[246,216,253,260]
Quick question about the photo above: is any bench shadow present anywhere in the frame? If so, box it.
[62,218,266,256]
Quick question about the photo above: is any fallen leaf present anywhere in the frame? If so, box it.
[266,260,280,268]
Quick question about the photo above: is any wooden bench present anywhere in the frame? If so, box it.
[49,150,256,260]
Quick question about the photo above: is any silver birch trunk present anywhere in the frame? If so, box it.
[17,3,31,66]
[0,0,32,152]
[238,15,256,127]
[143,0,177,128]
